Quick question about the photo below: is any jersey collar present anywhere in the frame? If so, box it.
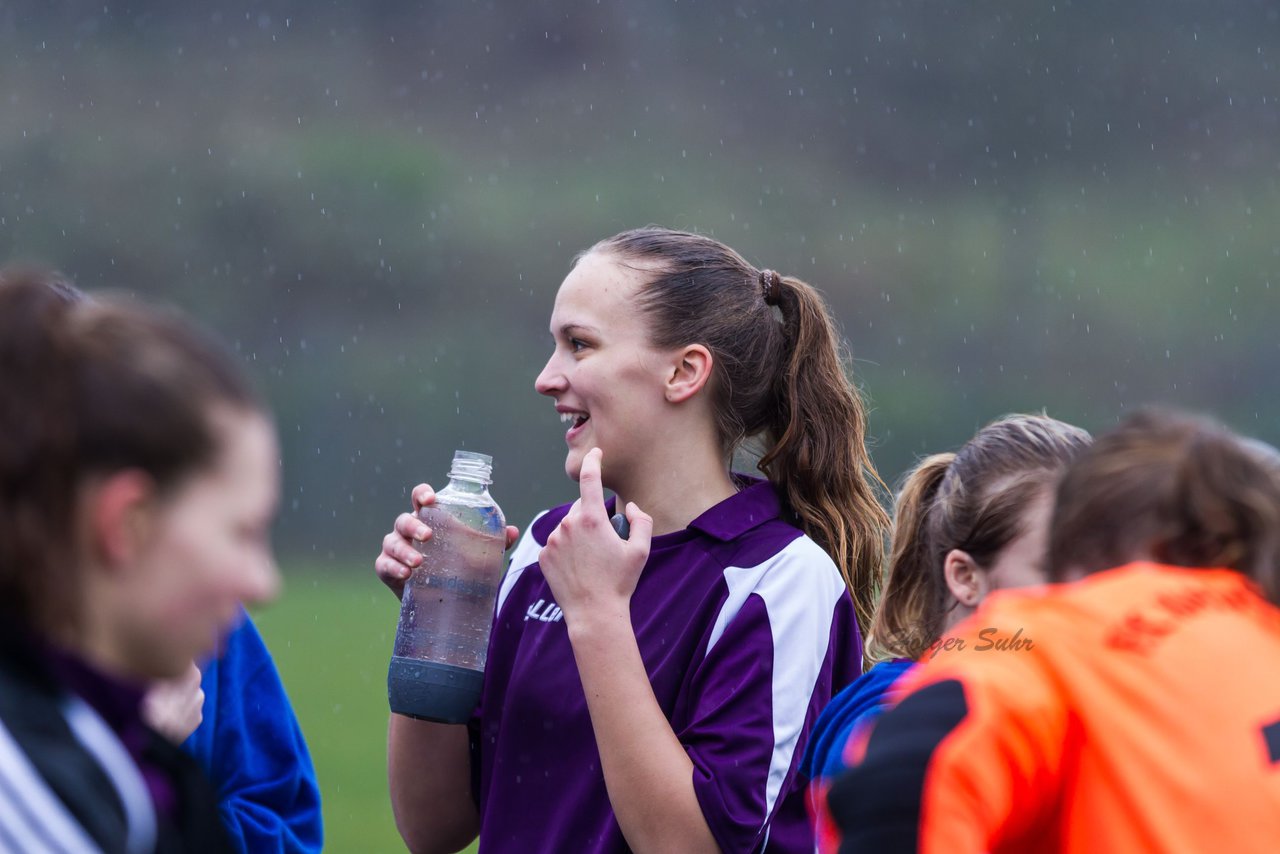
[685,475,784,542]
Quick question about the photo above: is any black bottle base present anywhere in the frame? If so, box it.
[387,657,484,724]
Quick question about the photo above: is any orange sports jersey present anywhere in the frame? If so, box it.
[828,562,1280,853]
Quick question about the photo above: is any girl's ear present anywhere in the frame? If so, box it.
[84,470,157,571]
[665,344,714,404]
[943,548,985,608]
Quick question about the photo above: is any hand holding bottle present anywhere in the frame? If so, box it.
[376,483,519,601]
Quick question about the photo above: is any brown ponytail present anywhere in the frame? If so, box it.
[589,227,891,646]
[864,454,955,662]
[757,275,890,641]
[1049,408,1280,603]
[0,268,264,632]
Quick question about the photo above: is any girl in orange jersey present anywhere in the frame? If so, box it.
[828,408,1280,854]
[801,413,1090,852]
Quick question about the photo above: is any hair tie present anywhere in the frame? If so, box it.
[759,269,782,305]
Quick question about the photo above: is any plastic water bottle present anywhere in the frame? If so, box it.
[388,450,506,723]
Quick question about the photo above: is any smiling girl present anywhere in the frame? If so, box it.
[376,226,889,853]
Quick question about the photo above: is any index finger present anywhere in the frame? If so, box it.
[577,447,607,516]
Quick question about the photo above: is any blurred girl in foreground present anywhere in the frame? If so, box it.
[0,270,280,852]
[829,408,1280,853]
[376,226,889,852]
[13,270,323,853]
[801,413,1090,850]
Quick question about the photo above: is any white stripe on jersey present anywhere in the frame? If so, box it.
[707,535,847,827]
[63,697,157,854]
[0,715,103,853]
[496,511,548,618]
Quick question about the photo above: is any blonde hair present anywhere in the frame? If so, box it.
[866,414,1092,662]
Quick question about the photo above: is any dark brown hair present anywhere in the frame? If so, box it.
[0,268,264,631]
[867,414,1092,661]
[587,227,891,637]
[1048,408,1280,603]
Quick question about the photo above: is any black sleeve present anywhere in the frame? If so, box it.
[828,679,969,854]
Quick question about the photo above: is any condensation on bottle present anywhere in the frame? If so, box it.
[388,450,506,723]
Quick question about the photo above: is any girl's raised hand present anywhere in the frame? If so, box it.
[142,662,205,744]
[538,448,653,624]
[375,483,519,600]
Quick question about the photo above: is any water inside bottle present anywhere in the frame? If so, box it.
[393,502,506,671]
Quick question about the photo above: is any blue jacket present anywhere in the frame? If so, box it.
[802,659,914,781]
[184,616,323,853]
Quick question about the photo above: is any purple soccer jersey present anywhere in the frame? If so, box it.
[470,479,862,853]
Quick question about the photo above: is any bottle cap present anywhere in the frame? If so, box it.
[449,450,493,484]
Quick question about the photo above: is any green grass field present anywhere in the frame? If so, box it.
[250,567,479,854]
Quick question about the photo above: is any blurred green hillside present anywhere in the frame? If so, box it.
[4,1,1277,558]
